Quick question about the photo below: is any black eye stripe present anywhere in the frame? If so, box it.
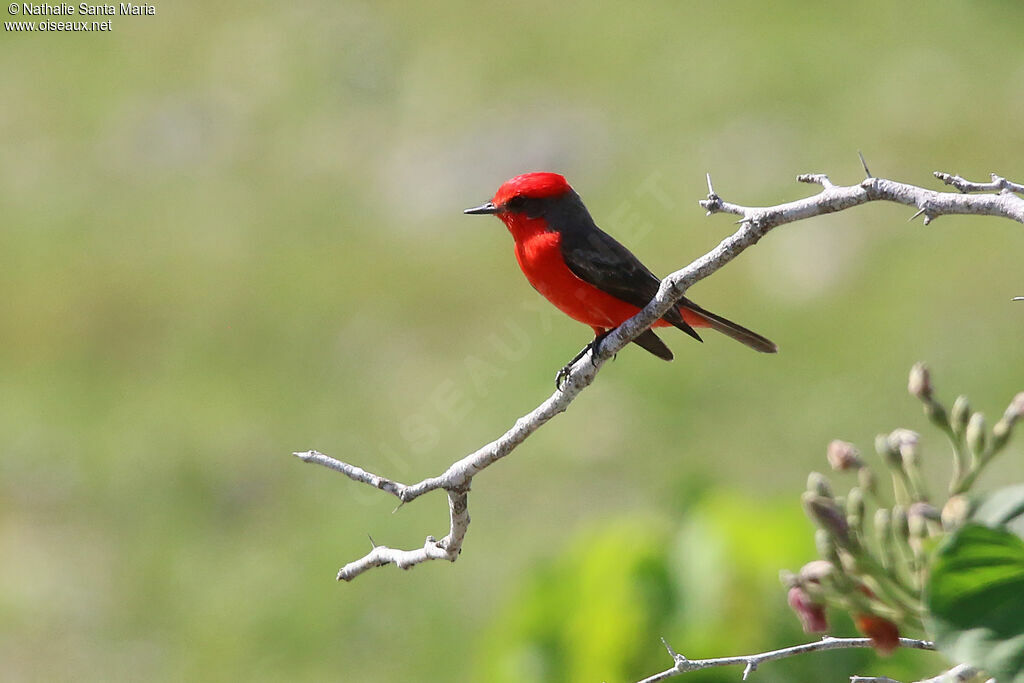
[506,195,545,217]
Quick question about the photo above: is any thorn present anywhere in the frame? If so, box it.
[392,501,405,514]
[1013,297,1023,301]
[858,150,872,178]
[368,534,377,548]
[661,637,685,664]
[705,172,715,195]
[742,660,757,680]
[908,207,927,222]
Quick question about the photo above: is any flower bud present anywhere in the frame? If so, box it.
[816,528,839,565]
[807,471,834,498]
[992,422,1011,452]
[923,399,950,431]
[966,412,987,457]
[951,395,971,438]
[908,362,932,401]
[891,505,909,543]
[838,548,858,573]
[908,501,939,522]
[854,613,900,656]
[788,586,829,634]
[846,487,865,522]
[941,495,970,531]
[858,467,877,496]
[993,393,1024,451]
[887,429,920,462]
[875,434,901,470]
[799,559,835,584]
[908,511,928,552]
[874,509,892,550]
[827,440,863,471]
[1004,393,1024,424]
[803,492,851,547]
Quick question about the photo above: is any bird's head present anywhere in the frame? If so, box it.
[464,172,574,221]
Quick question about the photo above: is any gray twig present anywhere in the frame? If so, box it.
[636,636,935,682]
[934,171,1024,196]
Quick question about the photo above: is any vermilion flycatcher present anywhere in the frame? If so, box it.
[465,172,776,386]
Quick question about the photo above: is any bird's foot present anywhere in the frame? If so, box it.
[554,364,573,391]
[555,332,611,390]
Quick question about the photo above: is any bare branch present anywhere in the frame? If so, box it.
[296,168,1024,581]
[293,450,408,500]
[911,663,985,683]
[637,636,935,682]
[336,490,469,581]
[934,171,1024,195]
[700,172,1024,227]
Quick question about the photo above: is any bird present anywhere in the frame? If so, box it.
[464,172,776,387]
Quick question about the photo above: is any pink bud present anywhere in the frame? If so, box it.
[827,440,863,471]
[788,586,829,634]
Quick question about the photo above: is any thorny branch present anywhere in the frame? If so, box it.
[635,636,936,683]
[295,165,1023,582]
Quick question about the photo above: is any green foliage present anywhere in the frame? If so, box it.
[927,523,1024,683]
[927,486,1024,682]
[475,494,935,682]
[787,368,1024,680]
[969,484,1024,537]
[474,518,674,682]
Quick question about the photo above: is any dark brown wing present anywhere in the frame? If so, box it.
[550,193,702,343]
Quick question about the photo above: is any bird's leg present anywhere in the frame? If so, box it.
[589,330,613,366]
[555,331,612,389]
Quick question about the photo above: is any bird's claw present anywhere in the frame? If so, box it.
[555,364,573,390]
[555,333,610,390]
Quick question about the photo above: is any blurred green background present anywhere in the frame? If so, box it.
[3,1,1023,680]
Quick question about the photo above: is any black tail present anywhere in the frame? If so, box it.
[678,303,777,354]
[631,328,675,360]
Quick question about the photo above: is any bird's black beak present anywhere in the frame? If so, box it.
[464,202,499,215]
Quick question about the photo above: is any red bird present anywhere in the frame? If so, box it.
[465,172,776,386]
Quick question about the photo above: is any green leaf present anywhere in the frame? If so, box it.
[927,524,1024,683]
[970,484,1024,538]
